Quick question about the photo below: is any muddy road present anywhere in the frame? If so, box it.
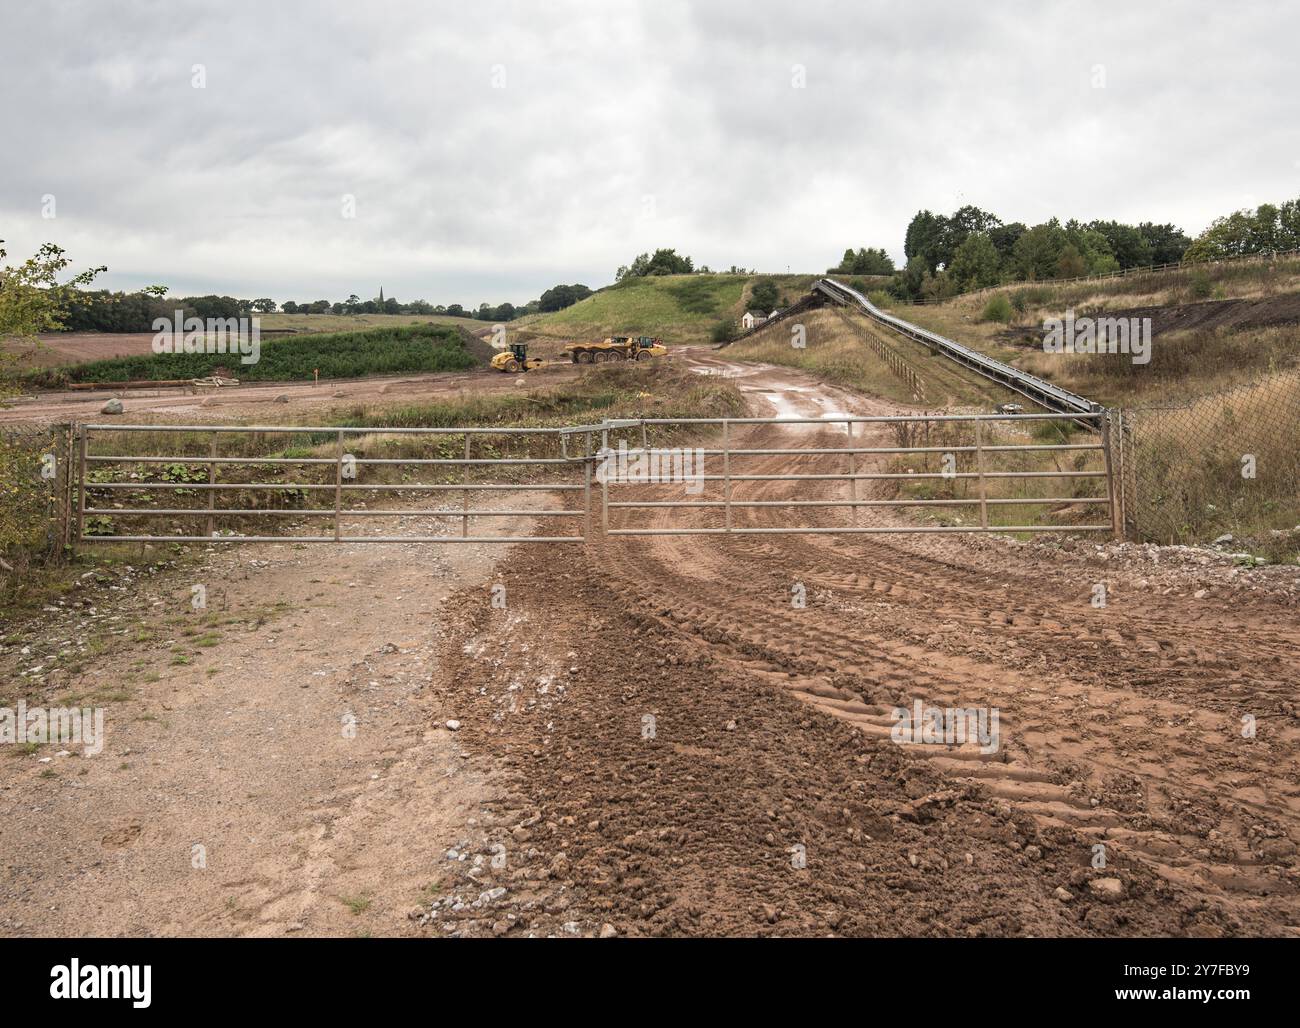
[430,354,1300,935]
[3,353,1297,937]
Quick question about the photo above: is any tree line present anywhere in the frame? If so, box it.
[892,205,1191,300]
[51,283,596,333]
[837,194,1300,302]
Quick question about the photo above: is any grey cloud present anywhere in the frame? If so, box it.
[1,0,1297,303]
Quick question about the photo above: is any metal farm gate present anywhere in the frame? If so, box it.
[68,412,1118,546]
[598,411,1116,537]
[74,422,600,544]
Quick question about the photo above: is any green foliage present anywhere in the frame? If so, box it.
[1,240,106,397]
[615,248,695,281]
[40,324,477,385]
[537,283,593,312]
[947,233,1002,291]
[829,247,895,275]
[1012,220,1069,281]
[669,276,729,315]
[748,278,780,313]
[1010,286,1055,314]
[891,207,1192,300]
[979,294,1013,323]
[710,318,738,343]
[1184,196,1300,261]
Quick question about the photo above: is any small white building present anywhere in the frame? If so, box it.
[741,310,767,330]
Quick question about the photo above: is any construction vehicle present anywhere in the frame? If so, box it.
[564,335,666,364]
[489,342,547,373]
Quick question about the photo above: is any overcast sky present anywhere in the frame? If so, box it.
[2,0,1297,307]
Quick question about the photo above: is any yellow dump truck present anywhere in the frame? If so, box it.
[563,335,666,363]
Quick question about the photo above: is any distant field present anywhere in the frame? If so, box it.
[515,273,875,346]
[2,333,158,370]
[0,314,492,372]
[25,324,485,387]
[259,312,488,333]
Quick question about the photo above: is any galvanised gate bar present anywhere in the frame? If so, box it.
[600,411,1117,537]
[76,422,600,544]
[73,411,1118,545]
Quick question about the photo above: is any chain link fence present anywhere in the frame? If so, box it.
[0,422,75,573]
[1114,372,1300,553]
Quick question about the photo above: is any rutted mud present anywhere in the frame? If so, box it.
[425,356,1300,936]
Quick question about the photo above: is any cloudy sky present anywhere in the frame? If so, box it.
[2,0,1297,307]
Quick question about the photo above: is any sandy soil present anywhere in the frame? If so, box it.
[2,352,1297,937]
[0,363,585,425]
[3,333,165,370]
[0,516,542,936]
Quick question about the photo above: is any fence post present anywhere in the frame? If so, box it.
[333,430,344,542]
[975,418,988,530]
[846,419,858,524]
[76,424,87,547]
[205,435,218,537]
[1102,410,1122,540]
[722,419,732,532]
[462,434,471,538]
[600,426,609,536]
[583,443,592,543]
[56,423,74,554]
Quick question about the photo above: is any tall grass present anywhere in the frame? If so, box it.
[884,418,1109,532]
[1127,371,1300,555]
[728,309,1011,408]
[1018,324,1300,402]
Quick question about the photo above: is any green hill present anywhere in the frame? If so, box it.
[513,273,889,346]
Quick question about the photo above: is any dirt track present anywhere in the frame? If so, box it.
[425,355,1300,936]
[0,363,585,425]
[3,353,1298,937]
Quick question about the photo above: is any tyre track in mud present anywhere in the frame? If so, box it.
[585,359,1300,929]
[428,356,1299,935]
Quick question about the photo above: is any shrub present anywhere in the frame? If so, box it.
[710,319,738,343]
[1189,270,1213,299]
[1010,286,1055,315]
[980,294,1014,323]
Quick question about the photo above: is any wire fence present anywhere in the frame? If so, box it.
[0,422,75,572]
[1114,372,1300,550]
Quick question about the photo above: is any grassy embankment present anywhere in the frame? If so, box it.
[727,307,1016,409]
[880,262,1300,553]
[899,253,1300,406]
[515,273,888,347]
